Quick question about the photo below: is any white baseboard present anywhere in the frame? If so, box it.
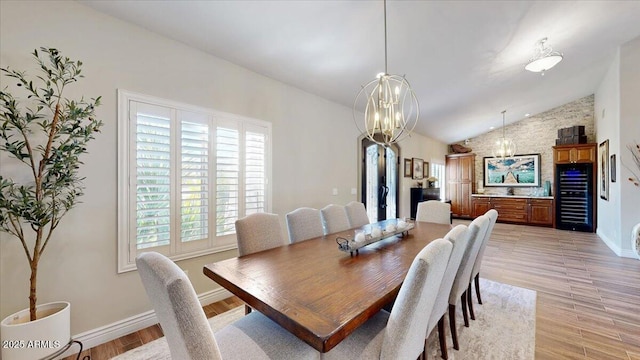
[57,288,232,358]
[596,229,638,259]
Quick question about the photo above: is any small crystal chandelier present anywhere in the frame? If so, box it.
[525,38,563,76]
[493,110,516,159]
[353,0,419,147]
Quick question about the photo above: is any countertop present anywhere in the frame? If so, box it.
[471,194,554,200]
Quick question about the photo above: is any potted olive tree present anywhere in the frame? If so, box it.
[0,48,102,359]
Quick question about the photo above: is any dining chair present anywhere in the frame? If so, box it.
[235,212,287,256]
[345,201,370,228]
[235,212,288,314]
[321,238,453,360]
[415,200,451,224]
[320,204,351,235]
[447,215,489,351]
[468,209,498,320]
[136,252,320,360]
[424,224,470,360]
[285,207,324,243]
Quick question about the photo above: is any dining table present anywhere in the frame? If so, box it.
[203,218,452,353]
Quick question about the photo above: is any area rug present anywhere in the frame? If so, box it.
[426,278,536,359]
[113,279,535,359]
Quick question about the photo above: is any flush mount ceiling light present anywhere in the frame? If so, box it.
[493,110,516,159]
[525,37,563,75]
[353,0,419,147]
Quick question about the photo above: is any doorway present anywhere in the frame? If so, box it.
[361,139,399,222]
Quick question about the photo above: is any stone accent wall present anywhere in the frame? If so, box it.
[451,95,595,196]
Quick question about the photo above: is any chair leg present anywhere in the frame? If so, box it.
[244,304,252,315]
[468,284,475,321]
[438,315,448,359]
[474,273,483,305]
[448,304,459,350]
[461,292,469,327]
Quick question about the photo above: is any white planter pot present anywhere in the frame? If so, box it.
[632,223,640,260]
[1,301,70,360]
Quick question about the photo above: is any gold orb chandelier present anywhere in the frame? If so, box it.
[353,0,419,147]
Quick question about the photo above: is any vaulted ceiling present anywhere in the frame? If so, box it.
[80,0,640,144]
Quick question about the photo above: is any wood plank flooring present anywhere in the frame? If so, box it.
[65,222,640,359]
[470,221,640,360]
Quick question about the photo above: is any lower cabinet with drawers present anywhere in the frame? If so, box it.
[471,195,553,227]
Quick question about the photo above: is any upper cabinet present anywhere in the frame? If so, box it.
[553,143,596,164]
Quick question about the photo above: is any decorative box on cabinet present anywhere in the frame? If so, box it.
[446,153,475,218]
[410,187,441,219]
[471,195,553,227]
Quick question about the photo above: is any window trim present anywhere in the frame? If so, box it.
[117,89,272,273]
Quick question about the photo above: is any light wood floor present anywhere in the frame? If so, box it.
[66,222,640,360]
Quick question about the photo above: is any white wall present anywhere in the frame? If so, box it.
[0,0,446,339]
[595,50,622,252]
[595,35,640,257]
[619,36,640,255]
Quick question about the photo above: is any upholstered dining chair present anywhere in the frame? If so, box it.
[415,200,451,224]
[136,252,320,360]
[468,209,499,319]
[235,212,287,314]
[447,215,490,351]
[320,204,351,235]
[235,212,287,256]
[424,225,470,360]
[345,201,370,228]
[321,239,453,360]
[285,207,324,243]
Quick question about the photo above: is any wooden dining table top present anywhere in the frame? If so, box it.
[203,219,452,353]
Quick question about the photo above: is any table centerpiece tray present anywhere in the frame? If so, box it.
[336,219,414,256]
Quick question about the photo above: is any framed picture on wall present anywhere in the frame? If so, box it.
[600,140,609,200]
[404,158,412,178]
[412,158,424,180]
[483,154,541,187]
[423,161,429,179]
[610,154,616,183]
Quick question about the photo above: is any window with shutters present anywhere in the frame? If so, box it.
[117,90,271,272]
[430,163,446,200]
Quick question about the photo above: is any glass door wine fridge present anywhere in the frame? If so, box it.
[555,163,594,232]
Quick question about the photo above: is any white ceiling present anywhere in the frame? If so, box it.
[80,0,640,144]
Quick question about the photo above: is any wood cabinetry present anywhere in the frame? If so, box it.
[554,143,596,164]
[529,199,554,225]
[492,198,528,223]
[446,153,475,218]
[471,196,553,227]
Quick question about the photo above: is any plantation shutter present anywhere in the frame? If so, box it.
[216,125,239,236]
[133,103,172,250]
[179,112,210,243]
[118,90,272,272]
[245,127,267,214]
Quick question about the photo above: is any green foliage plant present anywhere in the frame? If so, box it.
[0,48,103,321]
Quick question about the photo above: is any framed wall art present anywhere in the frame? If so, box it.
[404,158,412,178]
[610,154,616,183]
[483,154,541,187]
[412,158,423,180]
[600,140,609,200]
[423,161,429,179]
